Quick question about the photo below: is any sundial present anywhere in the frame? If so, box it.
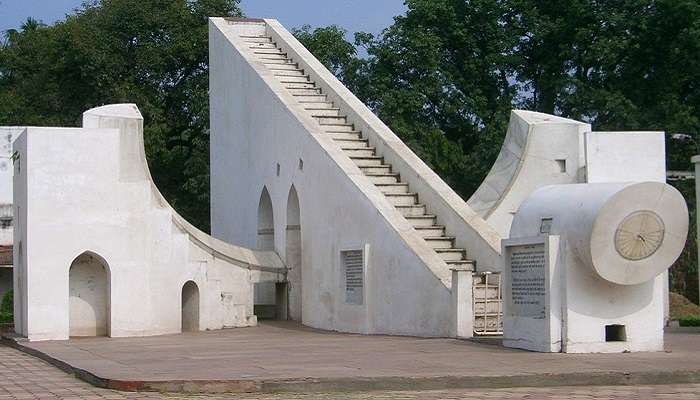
[614,210,665,261]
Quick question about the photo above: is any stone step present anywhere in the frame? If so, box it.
[364,173,400,184]
[385,193,419,206]
[306,108,341,117]
[406,215,438,227]
[359,165,392,174]
[375,183,410,194]
[321,123,354,132]
[266,64,300,71]
[262,60,297,67]
[342,147,375,157]
[241,36,271,43]
[328,131,363,141]
[435,248,467,261]
[333,137,368,148]
[278,75,311,83]
[395,204,427,217]
[300,101,335,109]
[423,236,456,249]
[249,42,277,49]
[254,49,286,55]
[415,225,445,236]
[288,88,323,95]
[258,54,288,60]
[285,82,316,89]
[314,115,347,125]
[350,155,384,167]
[273,69,306,77]
[446,260,476,269]
[294,94,328,102]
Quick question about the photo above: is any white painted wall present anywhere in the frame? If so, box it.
[586,132,666,183]
[14,104,285,341]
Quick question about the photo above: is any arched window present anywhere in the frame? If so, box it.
[256,187,275,251]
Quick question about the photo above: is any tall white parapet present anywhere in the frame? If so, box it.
[503,182,687,353]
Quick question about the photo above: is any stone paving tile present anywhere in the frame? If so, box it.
[3,343,700,399]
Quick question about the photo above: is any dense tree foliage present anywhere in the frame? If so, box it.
[0,0,242,230]
[1,0,699,301]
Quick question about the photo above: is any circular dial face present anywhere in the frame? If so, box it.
[614,210,665,261]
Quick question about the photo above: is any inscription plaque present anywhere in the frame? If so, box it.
[509,244,546,318]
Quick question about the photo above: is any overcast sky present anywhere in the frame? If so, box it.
[0,0,406,35]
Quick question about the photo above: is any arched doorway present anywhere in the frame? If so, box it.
[69,252,110,337]
[286,186,302,321]
[255,187,277,319]
[181,281,200,332]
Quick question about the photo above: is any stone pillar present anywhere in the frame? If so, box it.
[451,266,474,338]
[692,155,700,305]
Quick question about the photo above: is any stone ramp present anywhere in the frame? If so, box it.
[3,322,700,393]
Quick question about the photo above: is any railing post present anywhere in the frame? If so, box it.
[451,266,474,338]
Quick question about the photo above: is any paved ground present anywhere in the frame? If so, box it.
[13,322,700,388]
[2,343,700,399]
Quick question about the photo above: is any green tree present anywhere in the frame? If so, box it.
[297,0,519,196]
[0,0,242,230]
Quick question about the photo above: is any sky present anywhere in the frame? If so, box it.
[0,0,407,36]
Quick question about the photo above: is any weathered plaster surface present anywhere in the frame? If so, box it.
[14,104,285,341]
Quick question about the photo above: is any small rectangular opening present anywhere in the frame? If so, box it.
[605,324,626,342]
[253,282,288,320]
[555,159,567,173]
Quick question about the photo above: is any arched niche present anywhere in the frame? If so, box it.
[69,251,110,337]
[181,281,200,332]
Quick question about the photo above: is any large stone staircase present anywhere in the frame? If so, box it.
[243,34,474,270]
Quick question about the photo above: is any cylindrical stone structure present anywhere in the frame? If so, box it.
[511,182,688,285]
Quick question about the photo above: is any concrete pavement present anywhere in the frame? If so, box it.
[2,343,700,399]
[4,321,700,394]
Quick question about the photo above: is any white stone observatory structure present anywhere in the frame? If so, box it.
[504,183,687,353]
[12,105,285,341]
[5,17,686,353]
